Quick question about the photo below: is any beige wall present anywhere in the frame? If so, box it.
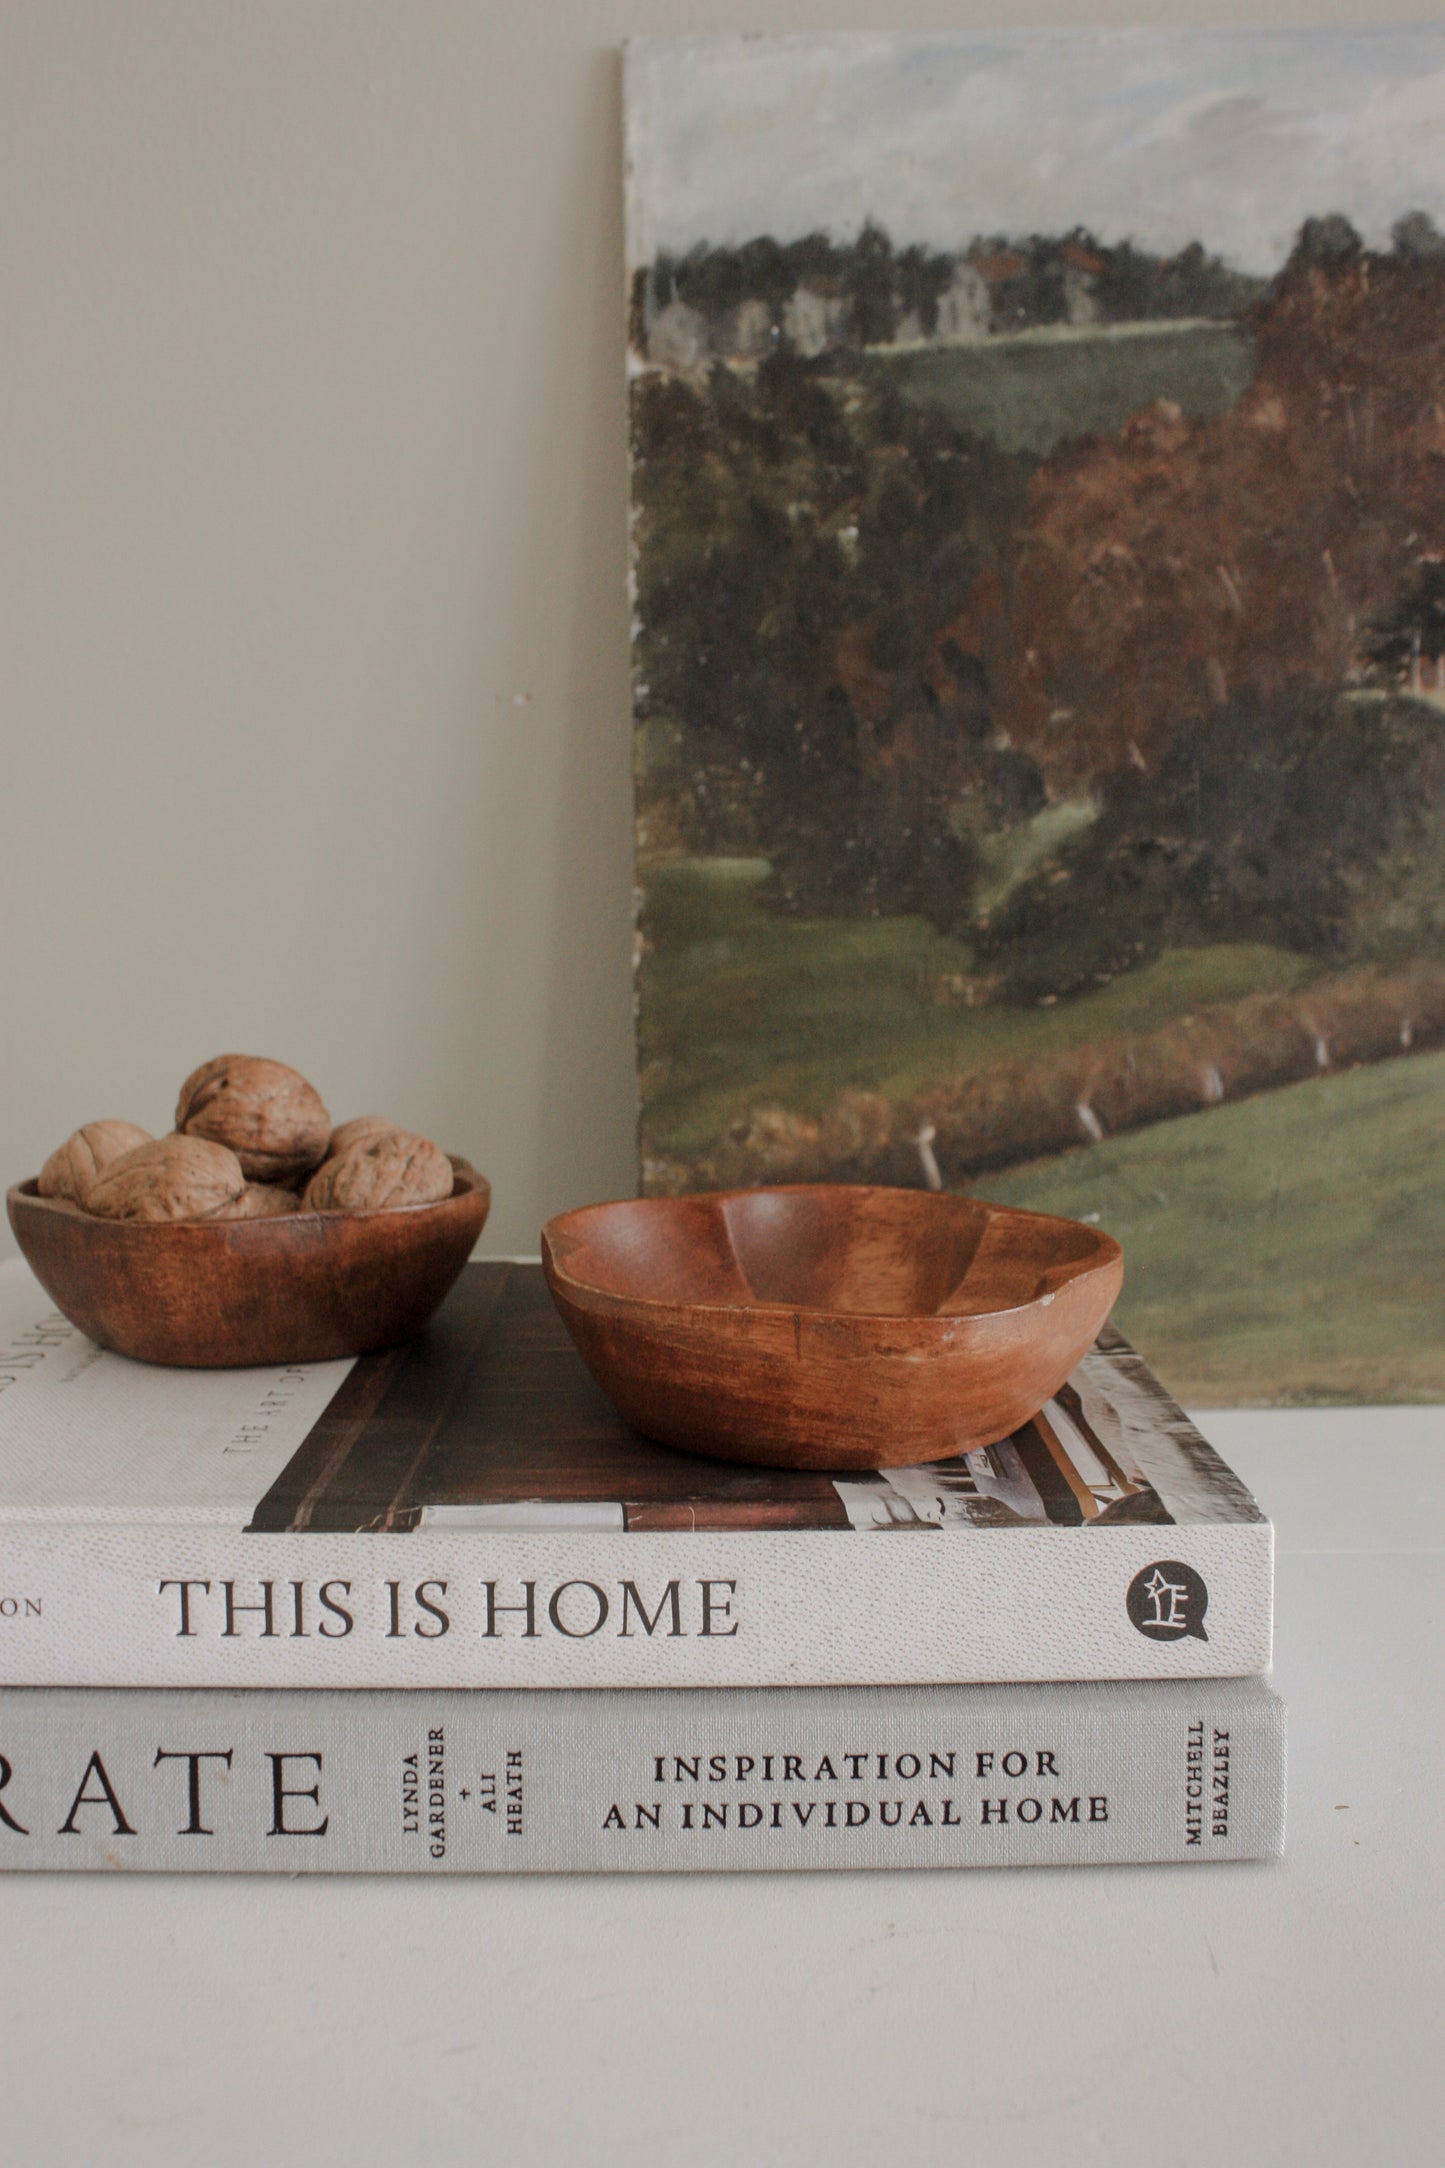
[1,0,1416,1255]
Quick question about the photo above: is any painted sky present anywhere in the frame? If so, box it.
[625,28,1445,277]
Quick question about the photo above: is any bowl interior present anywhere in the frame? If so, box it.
[549,1187,1114,1320]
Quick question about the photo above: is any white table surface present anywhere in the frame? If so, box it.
[2,1405,1441,2168]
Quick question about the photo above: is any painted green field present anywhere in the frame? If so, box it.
[638,859,1444,1403]
[638,857,1315,1156]
[983,1050,1445,1405]
[869,318,1255,456]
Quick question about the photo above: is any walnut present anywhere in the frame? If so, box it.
[85,1135,247,1222]
[38,1121,153,1204]
[303,1130,454,1213]
[327,1115,398,1160]
[214,1181,303,1220]
[175,1055,331,1183]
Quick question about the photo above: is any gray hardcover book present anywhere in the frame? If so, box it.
[0,1678,1284,1872]
[0,1261,1271,1688]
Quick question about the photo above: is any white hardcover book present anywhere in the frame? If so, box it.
[0,1678,1285,1872]
[0,1260,1271,1688]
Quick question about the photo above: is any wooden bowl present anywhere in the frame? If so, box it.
[542,1185,1123,1470]
[6,1160,491,1367]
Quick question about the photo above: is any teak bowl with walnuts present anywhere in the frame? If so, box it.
[7,1159,491,1368]
[541,1185,1123,1471]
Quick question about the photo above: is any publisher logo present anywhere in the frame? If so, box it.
[1127,1560,1209,1642]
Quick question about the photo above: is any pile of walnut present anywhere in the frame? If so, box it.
[37,1057,456,1223]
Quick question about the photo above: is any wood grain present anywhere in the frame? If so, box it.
[542,1185,1123,1470]
[245,1266,856,1532]
[5,1158,490,1368]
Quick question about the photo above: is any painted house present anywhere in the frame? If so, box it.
[647,298,707,371]
[935,261,991,342]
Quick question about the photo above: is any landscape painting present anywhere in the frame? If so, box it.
[624,29,1445,1403]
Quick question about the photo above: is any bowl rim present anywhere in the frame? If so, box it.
[541,1183,1122,1329]
[7,1156,490,1230]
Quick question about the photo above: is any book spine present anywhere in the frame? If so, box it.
[0,1679,1285,1873]
[0,1521,1273,1687]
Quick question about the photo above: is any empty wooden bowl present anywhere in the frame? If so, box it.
[6,1159,490,1367]
[542,1185,1123,1470]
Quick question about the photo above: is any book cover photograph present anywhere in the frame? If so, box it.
[624,28,1445,1405]
[0,1259,1270,1688]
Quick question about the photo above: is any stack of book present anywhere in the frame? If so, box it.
[0,1257,1283,1872]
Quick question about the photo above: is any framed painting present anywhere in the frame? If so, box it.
[624,29,1445,1402]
